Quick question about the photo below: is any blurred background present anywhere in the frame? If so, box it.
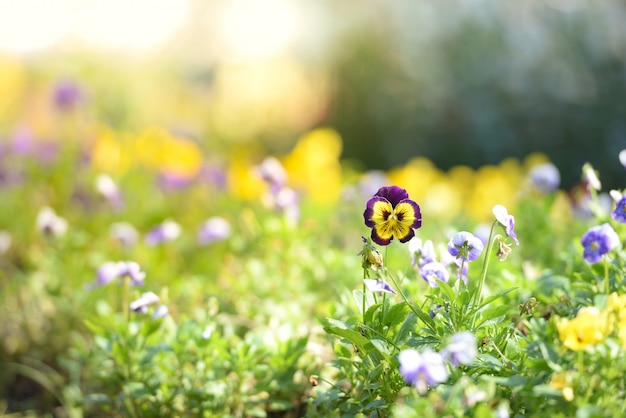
[1,0,625,191]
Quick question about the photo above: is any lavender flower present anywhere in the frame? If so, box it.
[419,261,450,288]
[363,279,396,294]
[619,149,626,170]
[448,231,483,262]
[528,162,560,193]
[441,331,478,367]
[398,348,449,395]
[145,219,181,246]
[197,217,232,246]
[36,206,68,238]
[492,204,519,245]
[582,163,601,191]
[611,196,626,224]
[581,223,620,263]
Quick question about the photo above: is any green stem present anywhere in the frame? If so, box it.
[123,275,130,323]
[475,221,498,309]
[604,257,610,294]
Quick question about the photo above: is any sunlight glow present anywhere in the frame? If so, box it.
[220,0,299,60]
[0,0,190,54]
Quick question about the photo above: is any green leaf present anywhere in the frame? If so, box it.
[383,301,412,329]
[477,305,511,325]
[479,287,518,309]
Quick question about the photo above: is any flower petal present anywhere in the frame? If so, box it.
[374,185,409,206]
[363,196,391,228]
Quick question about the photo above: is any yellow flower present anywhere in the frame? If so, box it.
[557,307,610,351]
[283,127,343,205]
[550,372,574,401]
[91,126,133,175]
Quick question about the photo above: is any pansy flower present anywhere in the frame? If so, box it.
[363,279,396,294]
[448,231,484,262]
[398,348,448,395]
[611,196,626,224]
[528,162,560,193]
[197,217,232,246]
[363,186,422,246]
[145,219,181,246]
[492,204,519,245]
[419,261,449,288]
[36,206,68,238]
[581,223,620,263]
[441,331,477,367]
[620,149,626,169]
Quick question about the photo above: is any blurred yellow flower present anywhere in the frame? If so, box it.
[0,55,26,125]
[550,372,574,401]
[133,128,202,179]
[388,157,442,204]
[557,307,610,351]
[227,152,266,200]
[91,126,133,175]
[466,161,521,223]
[283,127,342,205]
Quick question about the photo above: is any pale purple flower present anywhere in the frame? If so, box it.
[152,304,169,319]
[441,331,477,367]
[96,261,124,285]
[118,261,146,286]
[528,162,560,193]
[408,237,436,267]
[581,223,620,263]
[398,348,449,394]
[255,156,287,192]
[95,174,124,211]
[197,217,232,245]
[448,231,483,262]
[582,163,601,191]
[419,261,450,288]
[36,206,68,237]
[363,279,396,294]
[492,204,519,245]
[93,260,146,288]
[130,291,160,313]
[145,219,181,246]
[611,196,626,224]
[110,222,139,247]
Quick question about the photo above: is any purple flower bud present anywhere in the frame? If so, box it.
[611,196,626,224]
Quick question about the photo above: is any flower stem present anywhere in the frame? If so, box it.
[471,221,498,330]
[122,275,130,323]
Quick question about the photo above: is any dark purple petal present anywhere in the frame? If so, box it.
[374,186,409,207]
[399,198,422,229]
